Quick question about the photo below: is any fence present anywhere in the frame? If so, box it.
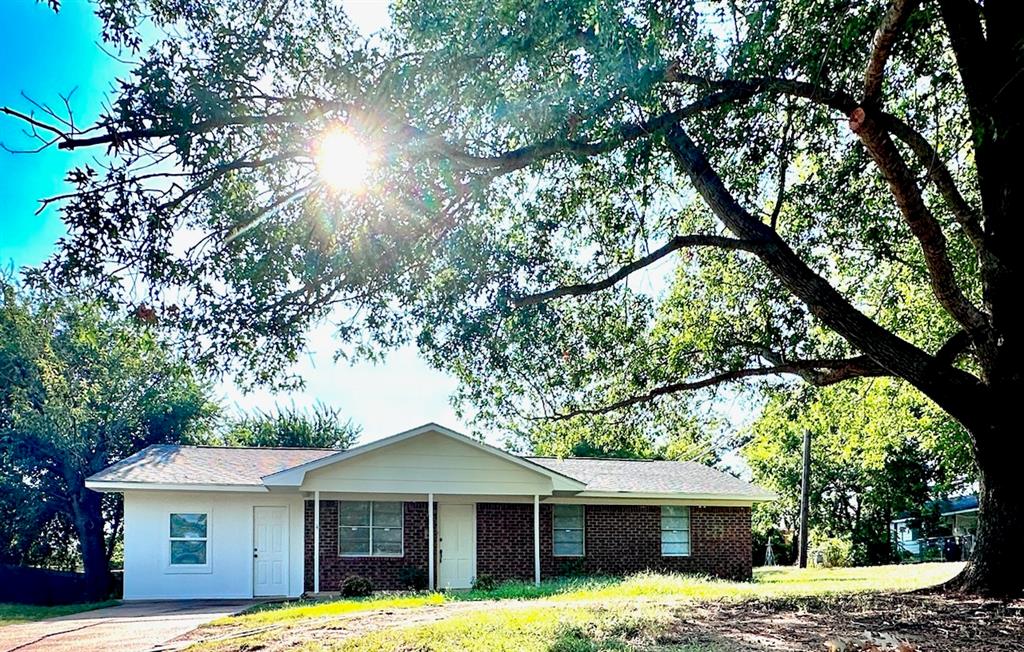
[0,565,121,605]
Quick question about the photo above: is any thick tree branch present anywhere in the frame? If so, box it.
[512,234,762,307]
[548,357,888,420]
[663,124,986,422]
[863,0,920,104]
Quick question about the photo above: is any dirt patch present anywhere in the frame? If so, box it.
[660,594,1024,651]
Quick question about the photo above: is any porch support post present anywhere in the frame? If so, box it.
[533,494,541,586]
[314,490,320,594]
[428,492,435,591]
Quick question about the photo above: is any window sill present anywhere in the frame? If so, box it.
[165,564,213,574]
[338,553,405,558]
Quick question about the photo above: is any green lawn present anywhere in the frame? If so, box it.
[0,600,119,627]
[194,563,963,651]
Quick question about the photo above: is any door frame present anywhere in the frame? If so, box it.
[436,502,476,589]
[252,505,290,597]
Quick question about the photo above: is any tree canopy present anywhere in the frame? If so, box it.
[222,403,361,449]
[5,0,1023,595]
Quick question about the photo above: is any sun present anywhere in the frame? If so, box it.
[316,126,372,194]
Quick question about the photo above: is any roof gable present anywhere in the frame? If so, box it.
[263,423,586,492]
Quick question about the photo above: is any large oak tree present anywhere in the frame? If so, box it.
[4,0,1021,595]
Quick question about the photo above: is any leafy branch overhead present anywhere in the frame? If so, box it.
[3,0,1022,595]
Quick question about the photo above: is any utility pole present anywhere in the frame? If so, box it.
[797,429,811,568]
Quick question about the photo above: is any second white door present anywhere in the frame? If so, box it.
[437,503,475,589]
[253,506,288,596]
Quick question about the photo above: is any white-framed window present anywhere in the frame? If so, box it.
[553,504,585,557]
[169,512,209,565]
[661,505,690,556]
[338,501,404,557]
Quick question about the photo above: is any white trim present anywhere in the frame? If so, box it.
[533,495,540,586]
[940,508,979,517]
[262,423,586,490]
[575,491,774,502]
[165,509,212,574]
[88,481,268,493]
[427,493,435,592]
[313,490,320,594]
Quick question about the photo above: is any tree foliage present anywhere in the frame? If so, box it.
[221,403,360,449]
[745,378,973,565]
[5,0,1023,595]
[0,280,217,591]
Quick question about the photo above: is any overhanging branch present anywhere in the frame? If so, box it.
[512,234,762,308]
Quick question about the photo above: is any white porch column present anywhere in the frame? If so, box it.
[427,492,435,591]
[533,494,541,586]
[314,490,320,594]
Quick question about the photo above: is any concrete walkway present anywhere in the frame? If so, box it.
[0,600,256,652]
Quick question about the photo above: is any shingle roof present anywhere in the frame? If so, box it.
[88,442,773,499]
[87,444,338,486]
[526,457,775,499]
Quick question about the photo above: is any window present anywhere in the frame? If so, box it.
[338,501,403,557]
[553,504,585,557]
[661,506,690,556]
[169,513,208,565]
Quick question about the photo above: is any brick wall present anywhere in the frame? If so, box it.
[304,500,429,592]
[476,503,752,582]
[306,500,752,592]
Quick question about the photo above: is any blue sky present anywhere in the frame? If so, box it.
[0,0,467,444]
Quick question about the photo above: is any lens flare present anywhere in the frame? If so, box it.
[316,127,371,193]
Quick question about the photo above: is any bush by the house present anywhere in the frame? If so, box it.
[557,558,586,577]
[398,565,428,591]
[340,575,374,597]
[471,574,499,591]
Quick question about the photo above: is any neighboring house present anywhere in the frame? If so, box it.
[86,423,774,600]
[891,494,979,560]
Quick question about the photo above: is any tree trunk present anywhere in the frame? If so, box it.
[948,426,1024,598]
[71,489,110,601]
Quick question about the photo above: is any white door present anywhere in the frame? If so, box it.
[438,503,475,589]
[253,506,288,596]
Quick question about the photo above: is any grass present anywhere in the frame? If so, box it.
[0,600,119,627]
[192,563,964,651]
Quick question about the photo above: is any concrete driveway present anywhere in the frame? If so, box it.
[0,600,256,652]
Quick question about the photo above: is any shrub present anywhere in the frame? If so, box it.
[398,565,428,591]
[471,574,499,591]
[340,575,374,597]
[813,537,853,568]
[557,558,586,577]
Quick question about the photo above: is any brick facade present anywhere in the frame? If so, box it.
[305,500,752,592]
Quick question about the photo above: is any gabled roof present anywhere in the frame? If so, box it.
[261,423,586,491]
[528,457,775,500]
[86,444,337,489]
[86,423,774,501]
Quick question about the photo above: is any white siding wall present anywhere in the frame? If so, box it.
[301,431,554,495]
[123,490,304,600]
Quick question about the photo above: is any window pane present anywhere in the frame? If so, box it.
[662,505,688,518]
[170,513,207,539]
[372,502,402,527]
[170,539,207,564]
[339,526,371,555]
[372,530,402,555]
[661,516,689,530]
[339,501,371,526]
[554,541,583,556]
[553,505,584,529]
[661,530,690,544]
[661,541,689,555]
[554,528,584,544]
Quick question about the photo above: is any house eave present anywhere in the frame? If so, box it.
[85,480,269,493]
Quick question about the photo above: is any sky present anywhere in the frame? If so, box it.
[0,0,469,446]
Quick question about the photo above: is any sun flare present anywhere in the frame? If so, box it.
[316,126,372,193]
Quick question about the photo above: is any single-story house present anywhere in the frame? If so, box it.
[86,423,774,600]
[891,494,978,559]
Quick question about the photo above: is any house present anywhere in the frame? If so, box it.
[891,494,978,560]
[86,423,775,600]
